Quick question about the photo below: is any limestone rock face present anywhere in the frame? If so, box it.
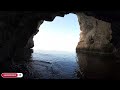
[25,36,34,49]
[0,12,67,62]
[76,13,113,53]
[0,11,120,61]
[25,29,39,49]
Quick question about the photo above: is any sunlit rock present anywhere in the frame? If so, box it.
[76,13,113,53]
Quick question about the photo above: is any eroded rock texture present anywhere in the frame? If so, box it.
[0,11,120,62]
[0,12,68,62]
[76,13,113,53]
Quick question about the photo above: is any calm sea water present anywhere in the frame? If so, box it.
[31,50,80,79]
[1,49,120,79]
[0,50,80,79]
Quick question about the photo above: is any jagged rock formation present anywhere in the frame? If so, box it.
[76,13,113,53]
[0,12,68,62]
[0,11,120,62]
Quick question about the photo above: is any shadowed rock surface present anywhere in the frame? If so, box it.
[0,11,120,62]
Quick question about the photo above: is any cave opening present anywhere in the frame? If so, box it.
[33,13,80,53]
[26,13,82,79]
[1,12,120,79]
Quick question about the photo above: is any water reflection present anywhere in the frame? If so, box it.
[1,49,120,79]
[76,52,120,80]
[0,49,80,79]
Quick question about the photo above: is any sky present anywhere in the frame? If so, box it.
[33,13,80,52]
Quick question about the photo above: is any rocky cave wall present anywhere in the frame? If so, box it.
[0,11,120,62]
[76,13,113,54]
[76,12,120,58]
[0,12,68,62]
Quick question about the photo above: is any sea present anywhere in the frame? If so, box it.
[1,49,120,80]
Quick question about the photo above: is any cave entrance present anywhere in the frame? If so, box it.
[28,13,81,79]
[33,13,80,53]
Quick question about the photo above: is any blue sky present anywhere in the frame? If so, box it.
[33,13,80,52]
